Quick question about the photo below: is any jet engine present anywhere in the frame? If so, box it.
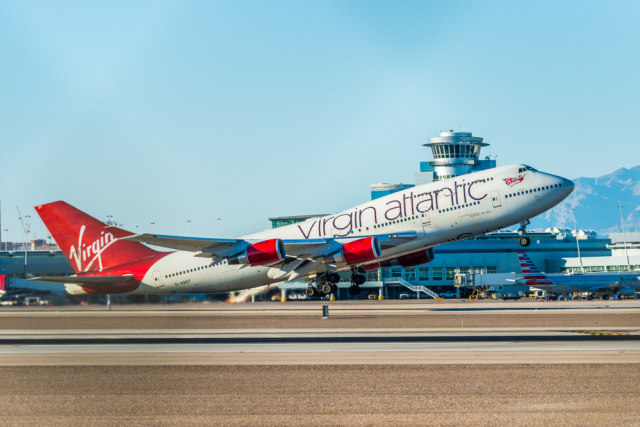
[332,236,382,265]
[618,287,636,297]
[393,248,435,268]
[228,239,286,266]
[362,248,435,270]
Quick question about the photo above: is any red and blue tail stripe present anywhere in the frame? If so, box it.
[517,251,554,286]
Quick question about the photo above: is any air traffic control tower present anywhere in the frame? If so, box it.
[415,130,495,184]
[372,130,496,199]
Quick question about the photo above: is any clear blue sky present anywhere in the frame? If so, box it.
[1,0,639,242]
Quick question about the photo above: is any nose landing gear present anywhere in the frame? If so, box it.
[518,220,531,247]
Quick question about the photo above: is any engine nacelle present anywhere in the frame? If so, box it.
[362,248,435,270]
[228,239,286,266]
[392,248,435,268]
[333,236,382,265]
[618,287,636,297]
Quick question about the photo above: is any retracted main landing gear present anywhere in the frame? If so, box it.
[349,267,366,296]
[305,273,340,298]
[517,219,531,247]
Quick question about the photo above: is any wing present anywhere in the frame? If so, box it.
[29,275,134,286]
[274,231,419,280]
[123,231,419,281]
[122,234,241,255]
[586,280,625,294]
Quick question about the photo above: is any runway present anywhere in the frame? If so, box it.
[1,299,639,365]
[1,300,639,425]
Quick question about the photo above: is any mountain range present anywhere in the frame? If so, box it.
[530,166,640,236]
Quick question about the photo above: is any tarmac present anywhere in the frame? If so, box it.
[1,299,639,425]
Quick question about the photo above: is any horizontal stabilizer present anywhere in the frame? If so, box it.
[29,275,134,286]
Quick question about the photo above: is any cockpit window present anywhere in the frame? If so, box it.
[518,165,537,173]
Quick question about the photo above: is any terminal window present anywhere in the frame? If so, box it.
[405,269,416,281]
[432,267,443,280]
[418,268,429,281]
[366,270,380,281]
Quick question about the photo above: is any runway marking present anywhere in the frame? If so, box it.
[570,330,629,336]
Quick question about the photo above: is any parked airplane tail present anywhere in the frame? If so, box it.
[0,269,5,294]
[517,251,554,286]
[34,201,161,273]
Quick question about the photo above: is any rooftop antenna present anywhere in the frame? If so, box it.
[570,208,584,273]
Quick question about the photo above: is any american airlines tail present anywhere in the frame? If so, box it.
[517,251,554,287]
[35,201,160,274]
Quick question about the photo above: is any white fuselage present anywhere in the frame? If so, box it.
[108,164,573,295]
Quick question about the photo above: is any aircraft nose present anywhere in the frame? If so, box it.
[558,177,574,197]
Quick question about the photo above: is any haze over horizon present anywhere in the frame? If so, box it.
[2,1,639,242]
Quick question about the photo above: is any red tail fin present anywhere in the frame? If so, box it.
[35,201,160,273]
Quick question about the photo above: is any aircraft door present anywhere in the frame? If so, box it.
[491,191,502,208]
[421,212,431,235]
[152,270,164,288]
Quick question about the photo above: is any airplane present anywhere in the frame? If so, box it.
[31,164,573,297]
[516,251,640,299]
[0,269,42,305]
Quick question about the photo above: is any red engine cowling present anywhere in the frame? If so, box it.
[393,248,435,268]
[362,248,434,270]
[229,239,286,266]
[339,237,382,265]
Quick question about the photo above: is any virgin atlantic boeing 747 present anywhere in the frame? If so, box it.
[32,164,573,297]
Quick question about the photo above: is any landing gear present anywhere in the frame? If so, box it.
[518,220,531,247]
[518,236,531,247]
[327,273,340,284]
[351,267,366,285]
[352,274,366,286]
[348,267,366,296]
[306,273,340,299]
[319,282,334,295]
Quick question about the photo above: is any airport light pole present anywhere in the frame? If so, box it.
[2,229,7,251]
[217,218,222,236]
[571,208,584,272]
[186,220,191,236]
[17,209,30,278]
[618,204,631,271]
